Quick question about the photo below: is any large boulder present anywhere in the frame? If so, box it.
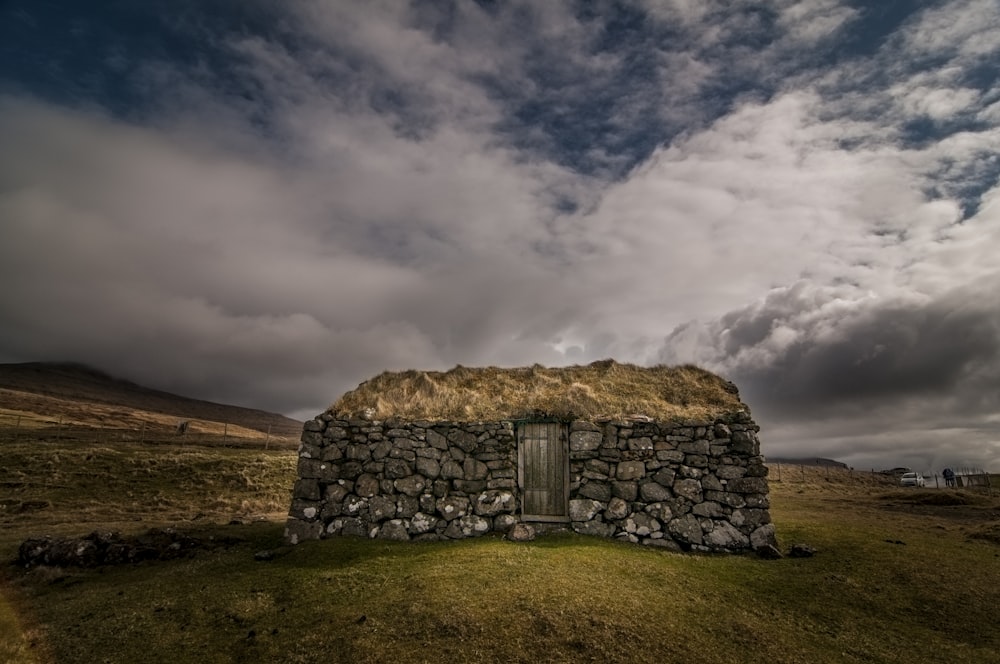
[436,496,470,521]
[408,512,438,535]
[667,514,703,546]
[443,515,491,539]
[377,520,410,541]
[474,490,516,516]
[508,523,536,542]
[703,521,749,550]
[569,499,603,522]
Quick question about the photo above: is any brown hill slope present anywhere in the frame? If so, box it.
[0,362,301,438]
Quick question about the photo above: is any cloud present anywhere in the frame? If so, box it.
[807,0,1000,128]
[893,84,981,120]
[1,1,1000,472]
[897,0,1000,61]
[655,271,1000,470]
[0,83,585,414]
[776,0,859,45]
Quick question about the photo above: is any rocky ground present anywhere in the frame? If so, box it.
[16,528,243,568]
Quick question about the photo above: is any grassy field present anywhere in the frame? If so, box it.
[1,443,998,664]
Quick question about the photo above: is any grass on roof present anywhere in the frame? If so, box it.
[330,360,746,422]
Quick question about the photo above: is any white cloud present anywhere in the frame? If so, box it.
[775,0,858,45]
[899,0,1000,61]
[892,85,981,120]
[978,100,1000,123]
[3,0,1000,469]
[637,0,708,23]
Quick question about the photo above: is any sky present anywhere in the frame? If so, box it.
[1,1,999,472]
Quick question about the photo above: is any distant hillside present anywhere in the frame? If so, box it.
[766,457,848,468]
[0,362,302,438]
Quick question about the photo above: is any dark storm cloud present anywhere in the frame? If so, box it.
[657,277,1000,469]
[728,288,1000,411]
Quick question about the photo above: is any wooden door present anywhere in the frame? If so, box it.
[518,422,569,521]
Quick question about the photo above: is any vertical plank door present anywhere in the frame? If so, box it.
[519,422,568,520]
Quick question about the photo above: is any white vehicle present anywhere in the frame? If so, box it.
[899,472,926,487]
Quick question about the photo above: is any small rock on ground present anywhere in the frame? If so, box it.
[788,543,816,558]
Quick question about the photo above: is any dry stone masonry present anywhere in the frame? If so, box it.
[285,411,776,553]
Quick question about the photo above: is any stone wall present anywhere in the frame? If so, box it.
[285,412,776,553]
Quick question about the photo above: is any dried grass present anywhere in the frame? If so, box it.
[969,522,1000,545]
[330,359,745,422]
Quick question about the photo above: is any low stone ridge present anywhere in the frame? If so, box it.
[18,529,208,567]
[286,412,777,554]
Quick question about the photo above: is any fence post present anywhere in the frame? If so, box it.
[139,421,146,444]
[265,423,271,451]
[223,422,228,444]
[801,464,806,482]
[776,462,782,482]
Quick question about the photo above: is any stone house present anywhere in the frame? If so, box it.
[285,361,776,553]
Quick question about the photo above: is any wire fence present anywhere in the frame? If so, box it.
[0,411,299,450]
[932,467,995,490]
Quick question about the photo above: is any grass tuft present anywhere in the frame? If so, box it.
[331,360,745,422]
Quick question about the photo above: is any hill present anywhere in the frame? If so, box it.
[0,361,301,440]
[767,456,848,468]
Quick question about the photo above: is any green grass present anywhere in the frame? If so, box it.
[1,444,998,664]
[0,589,42,664]
[0,441,295,534]
[8,521,999,664]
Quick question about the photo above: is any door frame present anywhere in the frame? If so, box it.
[516,420,570,522]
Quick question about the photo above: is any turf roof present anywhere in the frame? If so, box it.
[330,360,747,422]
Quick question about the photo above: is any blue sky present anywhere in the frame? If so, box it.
[2,1,999,471]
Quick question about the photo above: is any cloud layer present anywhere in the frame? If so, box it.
[1,1,999,470]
